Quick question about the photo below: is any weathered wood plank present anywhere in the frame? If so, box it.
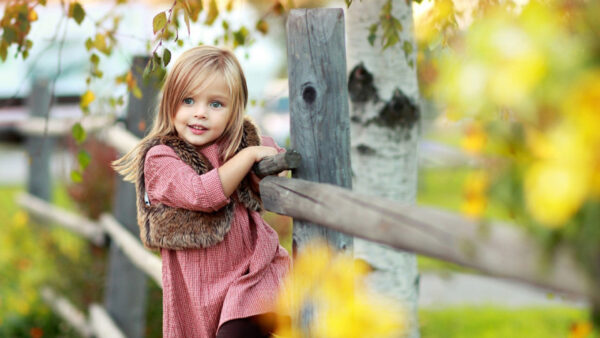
[16,192,105,246]
[104,56,156,338]
[287,8,353,255]
[41,287,93,338]
[99,213,162,288]
[26,78,53,202]
[89,304,126,338]
[15,115,114,136]
[100,124,141,155]
[252,150,301,177]
[260,176,596,302]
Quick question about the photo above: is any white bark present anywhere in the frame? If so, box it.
[346,1,421,337]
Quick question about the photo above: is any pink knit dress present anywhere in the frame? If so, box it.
[143,136,291,338]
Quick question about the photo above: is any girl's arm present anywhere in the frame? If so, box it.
[217,146,277,197]
[145,145,231,212]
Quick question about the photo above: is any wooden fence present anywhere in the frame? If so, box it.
[12,7,596,338]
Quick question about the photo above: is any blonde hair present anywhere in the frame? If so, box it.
[112,45,248,182]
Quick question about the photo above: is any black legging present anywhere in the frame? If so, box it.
[216,313,277,338]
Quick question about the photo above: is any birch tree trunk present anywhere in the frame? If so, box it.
[346,1,421,337]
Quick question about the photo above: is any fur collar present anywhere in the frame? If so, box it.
[135,117,262,250]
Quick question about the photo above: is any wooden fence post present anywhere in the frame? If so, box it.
[26,78,53,201]
[104,56,158,338]
[286,8,353,256]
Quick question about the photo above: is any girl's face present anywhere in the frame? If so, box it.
[174,76,232,150]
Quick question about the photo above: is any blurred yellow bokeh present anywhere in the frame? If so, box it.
[273,241,406,338]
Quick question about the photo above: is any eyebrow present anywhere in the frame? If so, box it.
[208,94,230,102]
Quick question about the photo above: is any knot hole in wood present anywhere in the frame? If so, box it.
[302,85,317,104]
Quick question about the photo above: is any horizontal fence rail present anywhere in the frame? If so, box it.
[17,192,105,246]
[16,192,162,288]
[15,115,114,136]
[41,287,93,338]
[259,176,596,302]
[99,213,162,287]
[89,304,126,338]
[41,287,126,338]
[100,124,141,155]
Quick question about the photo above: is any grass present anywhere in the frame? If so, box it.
[420,306,593,338]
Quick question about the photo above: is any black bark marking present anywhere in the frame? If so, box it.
[348,63,378,103]
[356,144,376,156]
[369,88,420,129]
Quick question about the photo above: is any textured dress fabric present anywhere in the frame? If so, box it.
[143,136,291,338]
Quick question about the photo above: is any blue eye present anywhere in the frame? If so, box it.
[183,98,194,105]
[210,101,223,108]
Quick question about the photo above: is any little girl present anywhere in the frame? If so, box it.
[113,45,290,338]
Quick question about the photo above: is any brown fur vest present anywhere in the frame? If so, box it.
[135,118,263,251]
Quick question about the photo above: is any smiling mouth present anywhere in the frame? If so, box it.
[189,125,207,130]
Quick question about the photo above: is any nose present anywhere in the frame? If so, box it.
[194,106,207,119]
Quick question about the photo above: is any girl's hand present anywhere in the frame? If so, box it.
[218,146,279,197]
[250,146,278,162]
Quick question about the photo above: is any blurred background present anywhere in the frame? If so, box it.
[0,0,598,337]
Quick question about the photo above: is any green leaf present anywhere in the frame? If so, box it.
[153,11,167,34]
[70,170,82,183]
[345,0,353,8]
[132,86,142,99]
[143,58,153,80]
[71,123,87,144]
[0,43,6,61]
[90,53,100,65]
[205,0,218,25]
[381,16,401,49]
[163,48,171,66]
[77,150,91,170]
[232,26,249,48]
[85,37,93,51]
[152,52,161,71]
[72,2,85,25]
[3,27,17,44]
[39,0,47,5]
[368,23,378,46]
[381,0,392,16]
[394,17,403,32]
[256,19,268,34]
[402,40,413,58]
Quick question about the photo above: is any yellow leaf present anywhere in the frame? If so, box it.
[80,90,95,109]
[205,0,218,25]
[461,121,487,154]
[94,33,107,54]
[28,8,38,22]
[569,321,593,338]
[525,162,587,227]
[273,240,406,337]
